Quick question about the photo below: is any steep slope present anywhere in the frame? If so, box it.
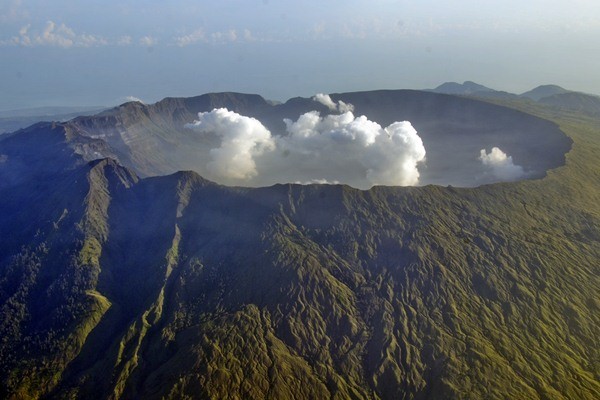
[0,122,98,190]
[0,98,599,399]
[66,93,272,178]
[0,152,137,399]
[538,92,600,116]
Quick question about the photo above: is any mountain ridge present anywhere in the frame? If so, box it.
[430,81,495,95]
[57,90,574,188]
[431,81,600,119]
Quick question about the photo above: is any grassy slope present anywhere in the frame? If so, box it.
[174,103,598,399]
[123,102,599,399]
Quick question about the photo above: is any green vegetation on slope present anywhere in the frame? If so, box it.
[0,98,598,399]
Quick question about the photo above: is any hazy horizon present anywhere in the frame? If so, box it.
[1,1,599,111]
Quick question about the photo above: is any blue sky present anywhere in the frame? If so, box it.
[1,0,600,110]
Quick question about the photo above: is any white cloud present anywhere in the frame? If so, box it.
[310,22,328,39]
[337,100,354,113]
[243,29,255,41]
[280,111,425,187]
[139,36,157,46]
[78,34,108,47]
[117,35,132,46]
[313,93,337,111]
[174,29,206,47]
[7,23,31,46]
[42,21,73,47]
[312,93,355,113]
[294,179,341,185]
[174,28,263,46]
[185,108,275,181]
[185,108,426,189]
[210,29,238,43]
[479,147,525,181]
[2,21,108,48]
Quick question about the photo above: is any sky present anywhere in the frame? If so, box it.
[1,0,600,110]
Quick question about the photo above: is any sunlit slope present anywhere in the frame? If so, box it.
[0,101,598,399]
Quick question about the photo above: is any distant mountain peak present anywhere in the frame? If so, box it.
[520,84,569,101]
[431,81,495,95]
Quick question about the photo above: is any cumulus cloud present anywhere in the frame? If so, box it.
[78,33,108,47]
[117,35,132,46]
[210,29,238,43]
[338,100,354,113]
[280,111,425,187]
[39,21,75,47]
[243,29,255,41]
[2,21,107,48]
[312,93,354,113]
[174,29,206,47]
[0,22,170,48]
[479,147,525,181]
[185,108,275,181]
[173,28,262,46]
[185,108,426,189]
[139,36,157,46]
[309,22,328,39]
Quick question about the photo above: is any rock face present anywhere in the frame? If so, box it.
[0,93,599,399]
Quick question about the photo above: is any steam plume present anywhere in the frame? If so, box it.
[186,108,426,189]
[479,147,525,181]
[185,109,275,181]
[312,93,355,113]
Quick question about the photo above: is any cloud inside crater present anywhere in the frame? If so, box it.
[479,147,525,181]
[186,106,426,189]
[185,108,275,180]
